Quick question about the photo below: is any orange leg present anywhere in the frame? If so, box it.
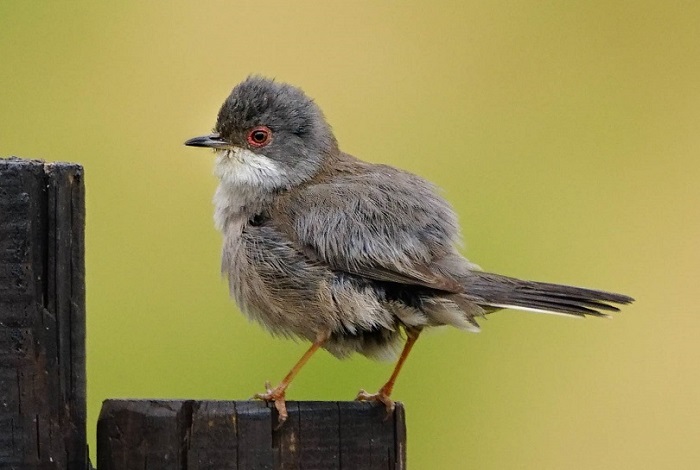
[356,327,422,413]
[254,331,330,426]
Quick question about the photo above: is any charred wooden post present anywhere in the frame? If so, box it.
[97,400,406,470]
[0,157,88,469]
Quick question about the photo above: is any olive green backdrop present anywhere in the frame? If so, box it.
[2,2,698,468]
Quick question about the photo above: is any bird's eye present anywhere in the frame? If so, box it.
[247,126,272,147]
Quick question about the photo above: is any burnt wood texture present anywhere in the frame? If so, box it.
[97,400,406,470]
[0,158,88,468]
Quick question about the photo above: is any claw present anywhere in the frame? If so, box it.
[354,328,419,420]
[254,382,288,428]
[355,388,395,417]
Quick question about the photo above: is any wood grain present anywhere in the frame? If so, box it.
[0,157,88,469]
[98,400,406,469]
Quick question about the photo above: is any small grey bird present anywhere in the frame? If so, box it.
[185,76,633,425]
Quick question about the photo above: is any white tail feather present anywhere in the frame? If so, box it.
[488,304,587,318]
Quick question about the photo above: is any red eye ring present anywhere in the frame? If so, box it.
[246,126,272,148]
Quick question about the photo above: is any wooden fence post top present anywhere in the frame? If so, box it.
[0,155,83,170]
[97,399,406,470]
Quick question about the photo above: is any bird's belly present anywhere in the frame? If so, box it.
[221,225,337,341]
[220,225,404,358]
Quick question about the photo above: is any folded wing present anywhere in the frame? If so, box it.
[281,166,466,293]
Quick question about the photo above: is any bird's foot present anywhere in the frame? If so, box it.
[254,381,288,428]
[355,388,395,417]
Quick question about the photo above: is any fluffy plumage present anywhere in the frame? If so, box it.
[192,75,634,362]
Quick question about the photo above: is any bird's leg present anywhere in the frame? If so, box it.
[356,327,422,414]
[254,331,330,427]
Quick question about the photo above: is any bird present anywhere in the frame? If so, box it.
[185,76,634,425]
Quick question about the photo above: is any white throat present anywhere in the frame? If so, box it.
[214,147,286,188]
[212,147,287,231]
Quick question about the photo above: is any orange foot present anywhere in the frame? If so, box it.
[254,381,288,428]
[355,388,395,415]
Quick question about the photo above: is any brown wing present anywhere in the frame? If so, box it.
[278,168,466,294]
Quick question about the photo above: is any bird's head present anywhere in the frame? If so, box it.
[186,76,337,190]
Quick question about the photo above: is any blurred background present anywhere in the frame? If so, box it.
[1,2,698,468]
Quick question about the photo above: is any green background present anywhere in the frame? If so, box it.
[2,2,698,468]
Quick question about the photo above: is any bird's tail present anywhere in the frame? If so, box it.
[462,272,634,317]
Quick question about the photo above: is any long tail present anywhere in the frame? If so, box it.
[463,272,634,317]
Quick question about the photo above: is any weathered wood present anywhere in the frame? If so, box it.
[0,157,88,468]
[189,401,238,468]
[97,400,407,470]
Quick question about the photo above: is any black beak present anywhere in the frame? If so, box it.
[184,133,229,149]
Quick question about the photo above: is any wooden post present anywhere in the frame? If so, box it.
[97,400,406,470]
[0,158,88,468]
